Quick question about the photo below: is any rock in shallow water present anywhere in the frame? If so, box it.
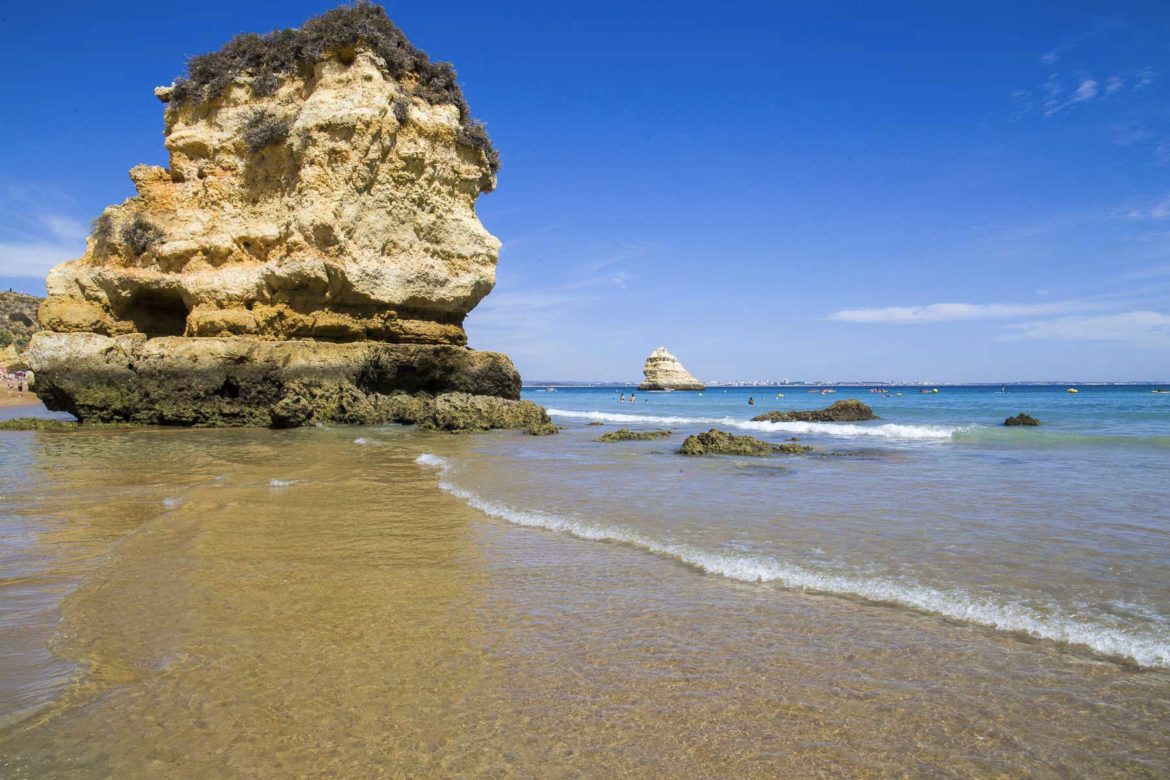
[1004,413,1040,426]
[637,347,704,391]
[679,429,813,456]
[596,428,671,442]
[751,399,876,423]
[29,333,544,430]
[27,7,537,431]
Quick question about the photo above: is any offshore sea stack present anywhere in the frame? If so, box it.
[637,347,704,391]
[29,5,547,431]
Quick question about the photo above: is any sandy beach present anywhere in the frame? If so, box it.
[0,394,41,410]
[1,418,1168,776]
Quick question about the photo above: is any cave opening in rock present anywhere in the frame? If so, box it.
[123,289,190,337]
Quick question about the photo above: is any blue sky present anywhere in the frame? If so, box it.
[3,1,1170,381]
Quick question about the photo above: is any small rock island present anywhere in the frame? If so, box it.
[637,347,705,391]
[28,5,548,432]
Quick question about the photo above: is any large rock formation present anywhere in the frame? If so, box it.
[637,347,704,391]
[30,5,537,429]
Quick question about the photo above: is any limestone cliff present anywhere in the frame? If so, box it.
[30,4,537,430]
[637,347,704,391]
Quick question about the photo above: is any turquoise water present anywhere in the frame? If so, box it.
[420,384,1170,668]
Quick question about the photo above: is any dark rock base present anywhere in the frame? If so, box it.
[28,333,548,431]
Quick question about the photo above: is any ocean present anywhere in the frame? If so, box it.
[1,384,1168,775]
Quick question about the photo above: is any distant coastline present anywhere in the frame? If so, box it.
[524,380,1170,388]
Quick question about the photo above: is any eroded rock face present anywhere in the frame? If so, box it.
[637,347,704,391]
[30,5,531,428]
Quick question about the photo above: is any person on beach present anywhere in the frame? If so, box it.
[630,393,636,403]
[748,396,755,405]
[619,393,626,403]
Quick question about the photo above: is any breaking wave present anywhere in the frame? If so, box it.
[545,409,960,441]
[416,453,1170,668]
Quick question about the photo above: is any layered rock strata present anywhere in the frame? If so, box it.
[30,5,535,429]
[637,347,704,391]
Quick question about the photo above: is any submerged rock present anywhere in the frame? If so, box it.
[596,428,671,442]
[679,428,813,456]
[587,421,605,426]
[751,399,876,423]
[637,347,704,391]
[29,6,528,430]
[1004,413,1040,427]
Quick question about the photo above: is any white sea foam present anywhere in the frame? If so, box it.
[269,479,299,488]
[416,453,1170,668]
[162,497,184,510]
[546,408,960,441]
[353,437,371,445]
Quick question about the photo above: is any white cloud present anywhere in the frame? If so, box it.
[38,214,88,241]
[1044,78,1098,116]
[827,301,1087,324]
[1105,75,1125,94]
[1123,193,1170,221]
[1112,124,1154,146]
[1040,50,1059,66]
[1001,311,1170,347]
[0,239,82,278]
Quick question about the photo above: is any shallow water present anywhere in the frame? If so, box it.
[0,387,1167,776]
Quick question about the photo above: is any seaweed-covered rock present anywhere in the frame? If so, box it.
[751,399,876,423]
[587,421,605,426]
[1004,413,1040,427]
[596,428,671,442]
[29,334,523,427]
[525,421,559,436]
[0,418,80,432]
[679,428,813,456]
[417,392,550,433]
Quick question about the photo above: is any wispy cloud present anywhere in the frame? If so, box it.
[1043,77,1099,116]
[827,300,1090,324]
[1122,193,1170,221]
[1001,311,1170,347]
[0,182,88,279]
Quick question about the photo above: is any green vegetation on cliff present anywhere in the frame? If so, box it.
[169,3,498,172]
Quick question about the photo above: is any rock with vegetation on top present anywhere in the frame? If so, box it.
[1004,413,1040,427]
[637,347,704,391]
[751,399,876,423]
[29,5,540,431]
[679,428,813,456]
[596,428,671,442]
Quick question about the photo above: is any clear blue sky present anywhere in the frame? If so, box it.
[2,1,1170,382]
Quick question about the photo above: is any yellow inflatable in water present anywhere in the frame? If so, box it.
[1067,388,1079,394]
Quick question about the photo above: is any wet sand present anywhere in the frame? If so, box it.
[0,394,39,410]
[0,425,1168,777]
